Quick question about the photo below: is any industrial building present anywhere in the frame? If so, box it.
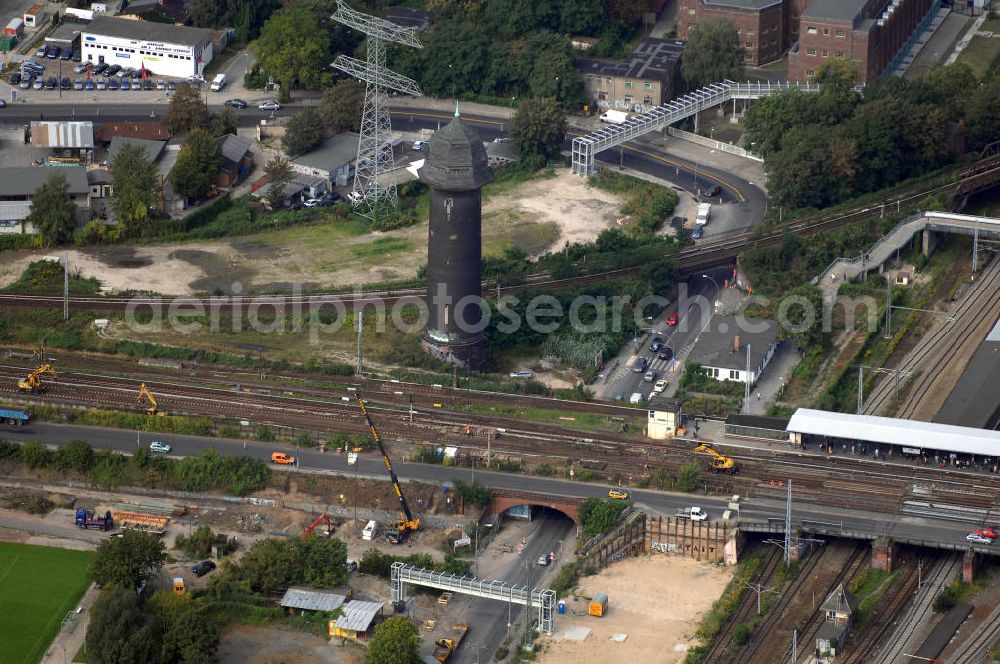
[80,16,213,78]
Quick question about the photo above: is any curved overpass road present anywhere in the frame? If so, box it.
[0,422,984,557]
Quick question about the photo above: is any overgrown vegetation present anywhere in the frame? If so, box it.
[359,547,471,579]
[2,260,102,295]
[579,497,630,539]
[683,556,762,664]
[0,439,269,496]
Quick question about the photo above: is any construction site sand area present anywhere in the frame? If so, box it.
[537,555,733,664]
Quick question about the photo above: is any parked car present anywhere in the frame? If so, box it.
[166,81,176,90]
[303,198,322,207]
[85,79,95,91]
[9,73,20,85]
[156,79,166,90]
[73,63,88,74]
[73,79,83,90]
[47,47,60,59]
[149,441,172,454]
[665,313,678,326]
[45,77,57,90]
[224,98,247,108]
[96,79,106,90]
[692,225,704,240]
[105,64,121,76]
[92,63,108,74]
[967,533,992,545]
[317,193,341,206]
[412,140,427,151]
[347,190,363,204]
[288,201,304,211]
[60,77,71,90]
[33,78,44,90]
[60,49,72,61]
[20,78,33,89]
[258,100,281,111]
[0,100,5,108]
[144,79,155,90]
[192,560,216,577]
[509,370,533,379]
[120,79,130,90]
[36,46,47,58]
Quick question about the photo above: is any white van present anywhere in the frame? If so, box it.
[210,73,226,92]
[362,520,377,541]
[696,202,711,226]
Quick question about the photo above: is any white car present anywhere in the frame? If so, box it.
[967,533,992,545]
[258,100,281,111]
[653,379,668,393]
[347,190,364,204]
[149,441,172,454]
[509,370,533,379]
[303,198,322,207]
[412,140,427,151]
[537,554,549,566]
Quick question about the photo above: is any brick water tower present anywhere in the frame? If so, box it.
[420,110,493,368]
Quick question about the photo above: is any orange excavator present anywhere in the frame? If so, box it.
[302,513,333,539]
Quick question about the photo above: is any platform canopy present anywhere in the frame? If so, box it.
[786,408,1000,457]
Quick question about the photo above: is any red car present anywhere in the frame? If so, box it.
[975,528,998,539]
[665,313,678,326]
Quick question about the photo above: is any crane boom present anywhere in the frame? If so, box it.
[356,395,419,538]
[136,383,158,415]
[692,444,736,472]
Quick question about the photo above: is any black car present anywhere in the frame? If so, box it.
[9,73,20,85]
[632,356,648,373]
[46,77,57,90]
[289,202,304,211]
[317,192,341,206]
[706,185,722,197]
[649,336,664,352]
[658,347,674,362]
[92,63,108,74]
[47,46,60,59]
[105,64,121,76]
[224,99,248,109]
[191,560,216,577]
[143,79,155,90]
[60,77,71,90]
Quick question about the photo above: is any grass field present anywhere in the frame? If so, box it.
[0,543,93,664]
[956,18,1000,79]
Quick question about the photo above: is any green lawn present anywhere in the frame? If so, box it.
[0,543,93,664]
[956,18,1000,79]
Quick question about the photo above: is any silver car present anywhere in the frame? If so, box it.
[148,441,172,454]
[967,533,992,545]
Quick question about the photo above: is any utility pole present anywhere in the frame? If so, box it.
[883,277,892,339]
[742,344,751,414]
[791,628,797,664]
[784,479,792,566]
[857,365,865,414]
[356,310,363,375]
[523,562,533,647]
[63,252,69,321]
[745,582,778,615]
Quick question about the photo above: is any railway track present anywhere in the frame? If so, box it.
[702,546,783,664]
[945,599,1000,663]
[841,556,927,664]
[863,254,1000,417]
[872,553,962,664]
[776,543,869,664]
[2,160,998,313]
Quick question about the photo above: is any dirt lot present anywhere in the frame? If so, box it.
[217,625,365,664]
[536,554,733,664]
[0,170,625,295]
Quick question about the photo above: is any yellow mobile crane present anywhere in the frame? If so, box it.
[136,383,159,415]
[356,395,420,543]
[17,364,58,393]
[692,444,737,473]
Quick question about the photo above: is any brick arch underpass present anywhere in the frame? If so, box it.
[483,488,583,528]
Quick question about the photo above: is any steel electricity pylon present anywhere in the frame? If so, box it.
[331,1,423,221]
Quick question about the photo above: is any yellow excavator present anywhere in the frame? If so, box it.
[17,364,58,393]
[693,444,737,473]
[136,383,159,415]
[356,394,420,543]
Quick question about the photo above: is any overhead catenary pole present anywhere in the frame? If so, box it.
[784,479,792,565]
[742,343,751,414]
[63,252,69,321]
[356,309,363,375]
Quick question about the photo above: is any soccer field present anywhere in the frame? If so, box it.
[0,542,93,664]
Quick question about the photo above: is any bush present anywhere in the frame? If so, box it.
[453,480,492,508]
[674,461,702,493]
[933,589,956,613]
[18,440,50,469]
[732,623,754,646]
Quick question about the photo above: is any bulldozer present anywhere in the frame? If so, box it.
[136,383,159,415]
[17,364,57,393]
[692,444,737,473]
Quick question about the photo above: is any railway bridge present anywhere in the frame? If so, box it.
[482,488,585,528]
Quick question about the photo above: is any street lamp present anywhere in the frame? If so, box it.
[701,273,721,311]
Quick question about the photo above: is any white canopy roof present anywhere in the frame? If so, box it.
[787,408,1000,457]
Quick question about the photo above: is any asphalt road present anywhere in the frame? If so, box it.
[600,269,729,402]
[0,422,988,556]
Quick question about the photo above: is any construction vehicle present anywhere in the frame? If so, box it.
[136,383,158,415]
[302,513,333,539]
[692,444,737,473]
[356,395,420,543]
[433,622,469,662]
[75,508,115,531]
[17,363,57,393]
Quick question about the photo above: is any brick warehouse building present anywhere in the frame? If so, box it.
[679,0,937,80]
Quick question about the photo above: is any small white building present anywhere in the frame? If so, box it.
[686,318,779,386]
[81,16,213,78]
[647,395,683,441]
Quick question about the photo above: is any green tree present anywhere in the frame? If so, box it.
[318,79,365,134]
[453,480,492,508]
[190,0,281,42]
[85,586,159,664]
[237,537,304,594]
[519,32,586,105]
[148,591,219,664]
[282,107,326,156]
[209,107,239,137]
[256,7,332,100]
[674,461,701,492]
[302,536,349,587]
[680,18,744,89]
[578,497,629,539]
[55,439,94,473]
[169,129,222,199]
[25,174,77,246]
[162,83,210,134]
[177,525,216,558]
[366,616,421,664]
[264,156,293,208]
[89,530,167,590]
[110,143,158,237]
[18,440,51,469]
[510,97,567,164]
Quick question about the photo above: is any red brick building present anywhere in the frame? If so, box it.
[679,0,937,81]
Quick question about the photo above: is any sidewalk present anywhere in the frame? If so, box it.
[745,344,798,415]
[41,583,98,664]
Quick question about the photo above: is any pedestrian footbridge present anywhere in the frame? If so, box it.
[571,80,820,177]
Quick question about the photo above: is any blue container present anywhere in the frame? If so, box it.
[557,600,566,614]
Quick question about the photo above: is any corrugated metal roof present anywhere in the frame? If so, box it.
[334,600,383,632]
[279,588,348,612]
[31,121,94,149]
[85,16,212,48]
[786,408,1000,456]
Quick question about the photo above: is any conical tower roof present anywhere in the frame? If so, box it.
[419,110,493,191]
